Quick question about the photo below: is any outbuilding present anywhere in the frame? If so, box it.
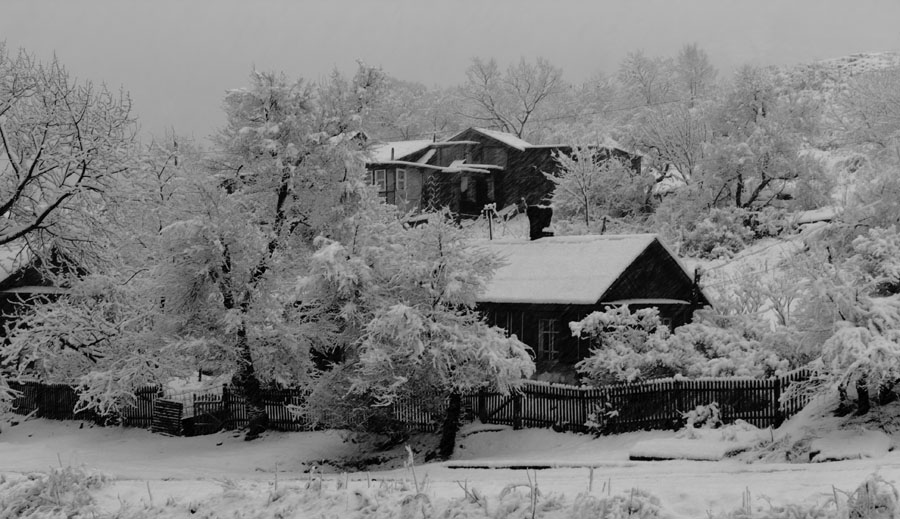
[475,234,711,381]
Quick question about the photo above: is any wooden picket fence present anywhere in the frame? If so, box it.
[7,381,161,427]
[7,367,814,436]
[396,367,815,433]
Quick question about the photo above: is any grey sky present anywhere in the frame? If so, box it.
[2,0,899,143]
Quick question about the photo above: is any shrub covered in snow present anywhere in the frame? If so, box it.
[681,207,755,259]
[572,307,791,384]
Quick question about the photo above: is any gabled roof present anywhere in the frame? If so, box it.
[475,234,700,305]
[445,128,533,151]
[367,140,433,163]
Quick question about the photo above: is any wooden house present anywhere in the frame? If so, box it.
[475,234,710,381]
[0,245,74,339]
[366,128,640,218]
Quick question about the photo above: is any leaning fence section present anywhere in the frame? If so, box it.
[457,372,814,434]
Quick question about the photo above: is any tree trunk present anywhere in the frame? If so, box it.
[438,392,462,460]
[232,325,268,440]
[856,377,871,416]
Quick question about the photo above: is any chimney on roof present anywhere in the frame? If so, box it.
[525,203,554,240]
[391,147,395,160]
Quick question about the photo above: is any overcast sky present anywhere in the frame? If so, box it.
[2,0,899,143]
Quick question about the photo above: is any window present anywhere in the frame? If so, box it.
[537,319,559,361]
[396,169,406,197]
[374,169,386,192]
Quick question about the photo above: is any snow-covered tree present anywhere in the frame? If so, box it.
[299,210,534,457]
[1,136,212,414]
[573,306,678,384]
[547,147,654,229]
[0,43,135,261]
[365,76,463,141]
[786,231,900,414]
[459,57,566,140]
[572,307,792,385]
[632,104,711,185]
[836,66,900,150]
[674,43,718,105]
[3,65,385,437]
[617,50,676,107]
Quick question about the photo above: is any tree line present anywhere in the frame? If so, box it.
[3,41,900,446]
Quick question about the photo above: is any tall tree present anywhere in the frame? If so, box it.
[366,77,462,141]
[300,210,534,458]
[0,43,135,262]
[836,66,900,150]
[675,43,717,104]
[617,50,675,107]
[459,57,566,140]
[547,146,653,228]
[4,66,386,438]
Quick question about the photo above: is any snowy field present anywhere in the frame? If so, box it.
[2,403,899,519]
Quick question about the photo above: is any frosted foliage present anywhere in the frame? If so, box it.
[820,297,900,397]
[548,148,653,225]
[850,226,900,295]
[573,307,790,384]
[0,45,135,254]
[301,212,534,406]
[573,306,681,384]
[0,377,16,413]
[1,275,190,414]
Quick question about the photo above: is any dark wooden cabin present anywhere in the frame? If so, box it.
[366,128,641,218]
[475,234,710,382]
[0,245,75,338]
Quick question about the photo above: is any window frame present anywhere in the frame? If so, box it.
[396,168,407,197]
[537,318,560,361]
[374,169,386,193]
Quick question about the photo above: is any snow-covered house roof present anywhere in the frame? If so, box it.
[475,234,705,306]
[445,128,533,151]
[367,140,433,163]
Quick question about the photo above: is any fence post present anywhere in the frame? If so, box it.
[478,388,487,423]
[513,392,522,430]
[674,379,684,428]
[222,385,231,429]
[580,389,588,430]
[772,377,783,428]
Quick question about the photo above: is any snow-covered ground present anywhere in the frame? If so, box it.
[2,402,899,519]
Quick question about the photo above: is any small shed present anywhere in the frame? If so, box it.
[475,234,710,379]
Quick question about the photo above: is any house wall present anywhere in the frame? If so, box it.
[368,165,425,212]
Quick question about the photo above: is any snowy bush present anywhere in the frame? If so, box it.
[849,226,900,296]
[681,207,755,259]
[573,307,791,384]
[573,306,683,384]
[584,400,620,435]
[682,402,722,429]
[663,315,792,378]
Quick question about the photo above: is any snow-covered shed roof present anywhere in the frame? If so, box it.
[475,234,695,305]
[367,140,433,163]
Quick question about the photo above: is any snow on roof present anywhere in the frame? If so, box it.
[444,128,533,151]
[475,234,663,305]
[367,140,433,163]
